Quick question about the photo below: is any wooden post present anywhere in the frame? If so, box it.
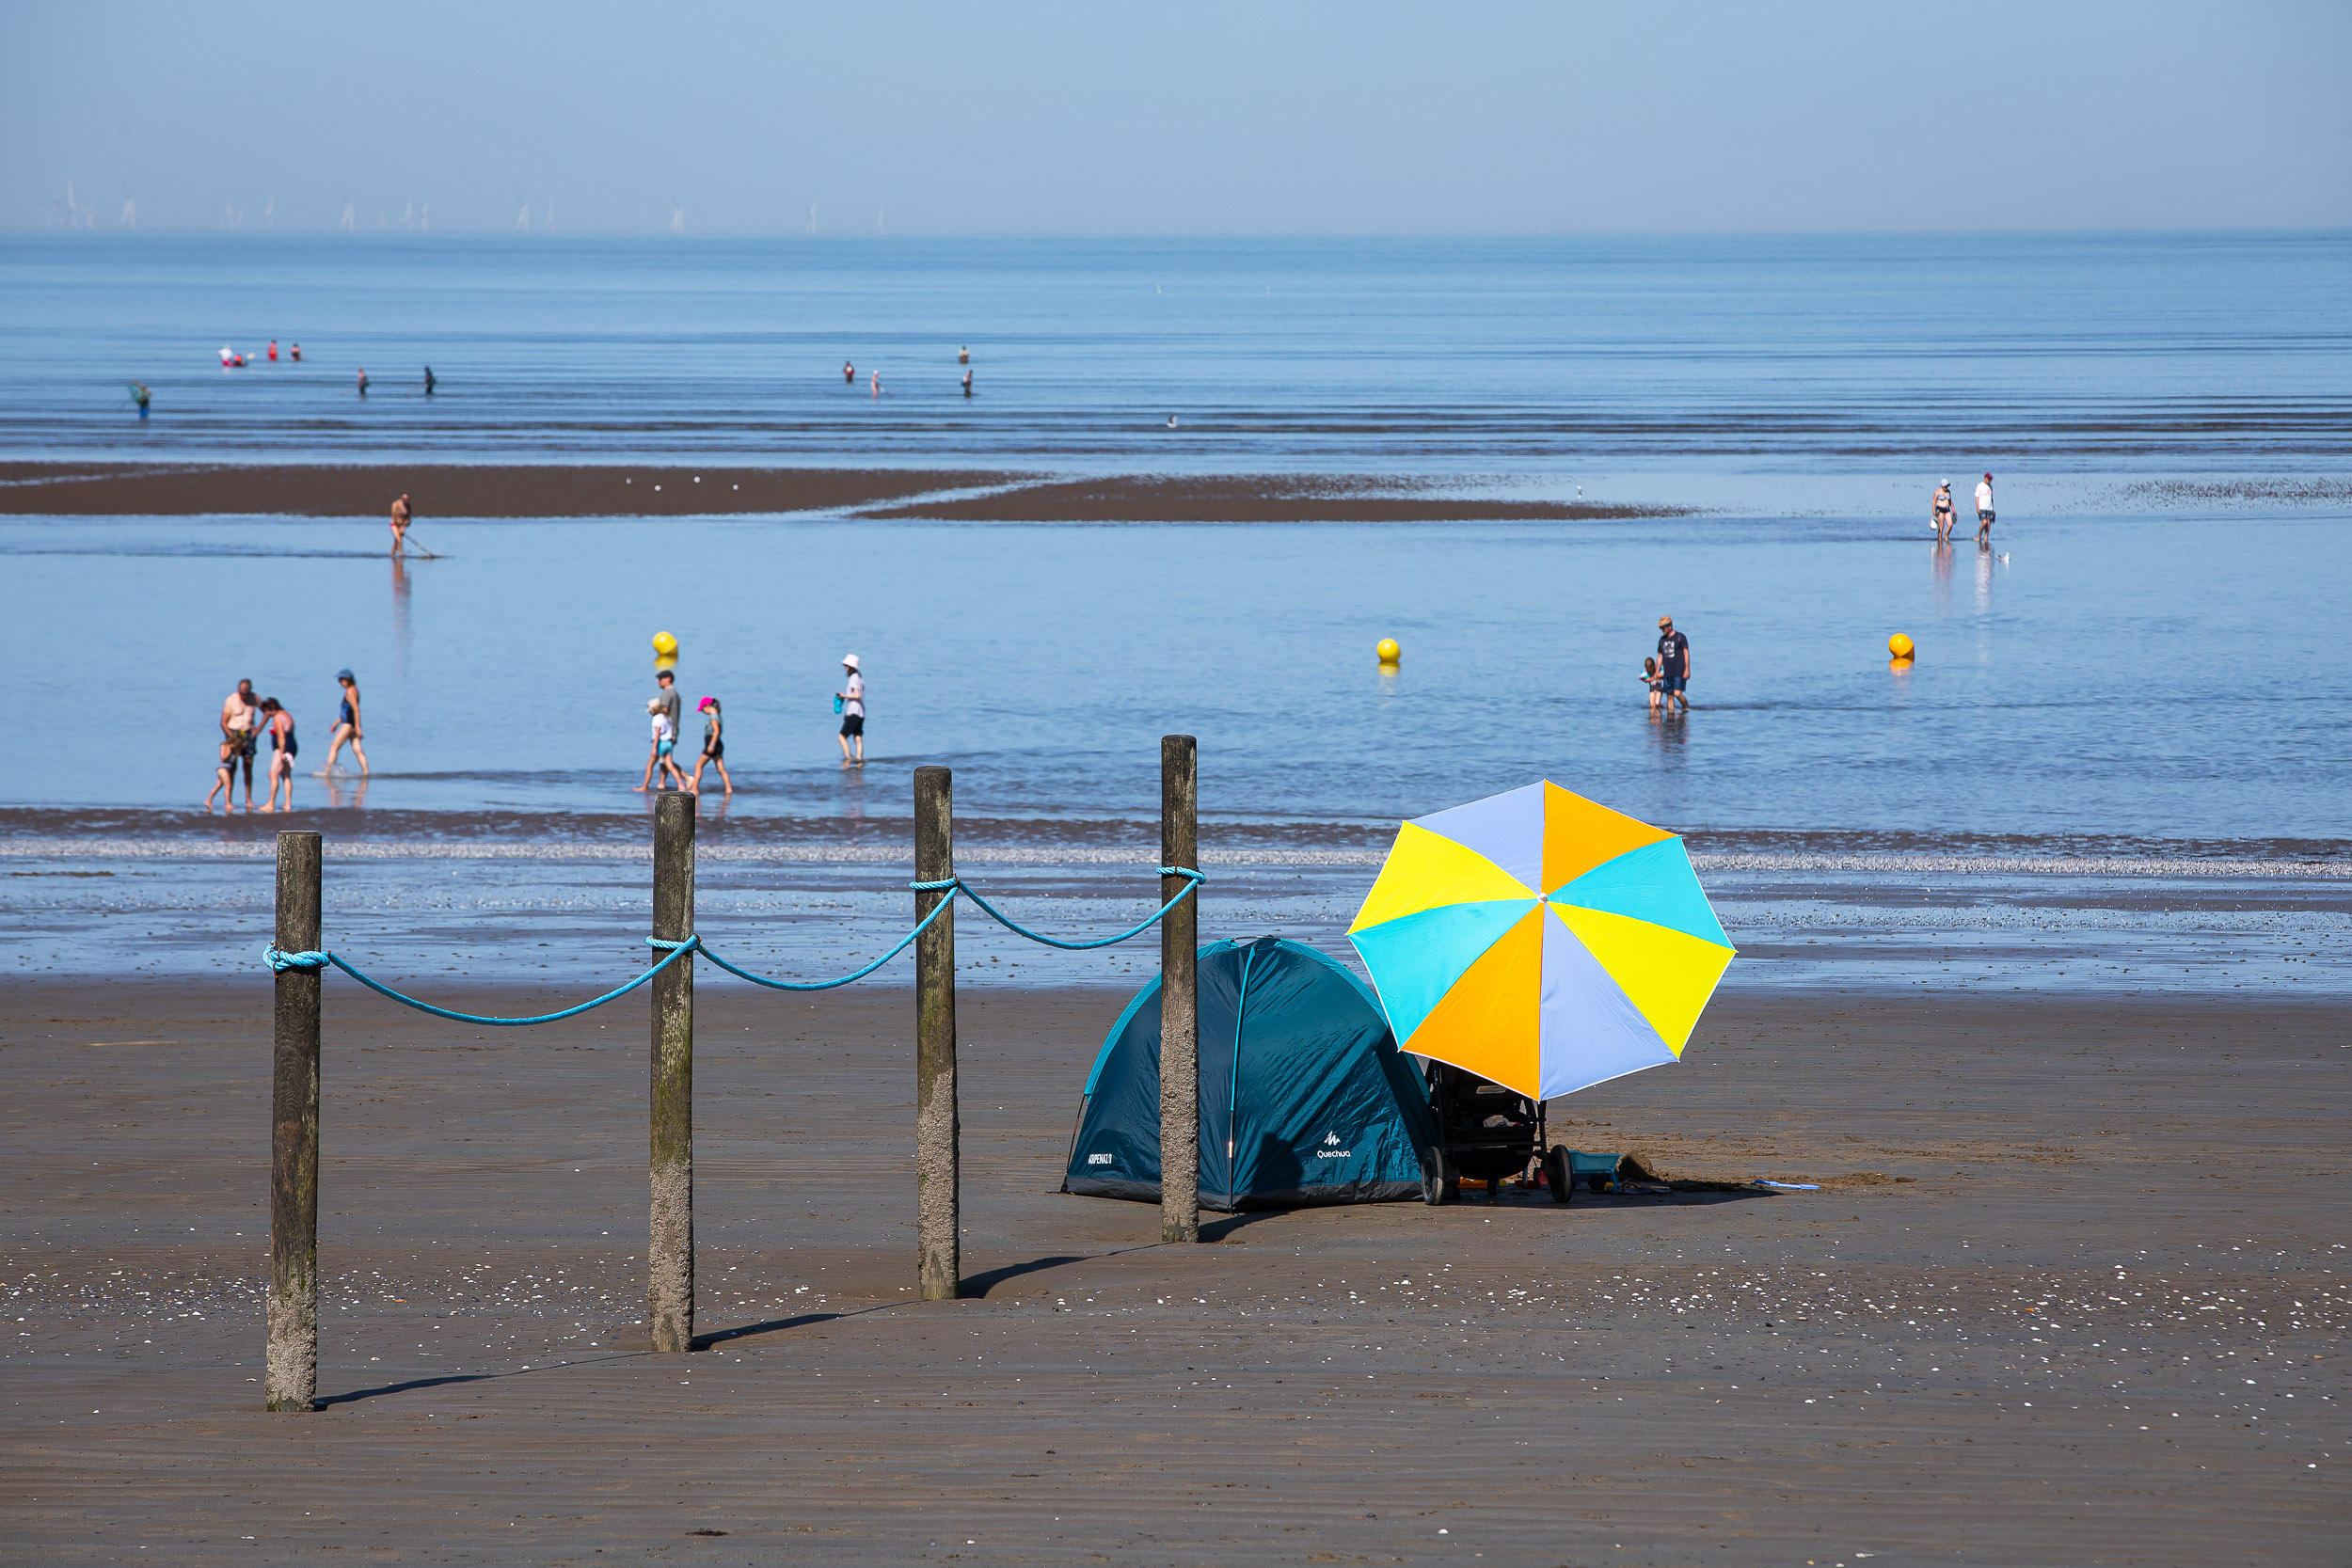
[1159,735,1200,1243]
[266,831,323,1412]
[914,765,960,1301]
[648,790,696,1353]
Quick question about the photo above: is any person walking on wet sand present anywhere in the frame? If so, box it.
[1932,480,1956,544]
[836,655,866,766]
[389,493,411,555]
[637,669,684,791]
[323,669,369,775]
[1975,473,1996,546]
[1656,616,1692,714]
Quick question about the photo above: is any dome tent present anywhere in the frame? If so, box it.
[1062,937,1438,1211]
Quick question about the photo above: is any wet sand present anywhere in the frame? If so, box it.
[0,465,1684,523]
[0,464,1017,518]
[856,474,1689,523]
[6,979,2344,1563]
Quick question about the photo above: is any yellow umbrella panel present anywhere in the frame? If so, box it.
[1346,782,1736,1101]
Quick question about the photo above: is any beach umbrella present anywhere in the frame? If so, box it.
[1346,781,1736,1101]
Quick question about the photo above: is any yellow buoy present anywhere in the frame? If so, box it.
[1888,632,1915,659]
[1375,638,1402,664]
[652,631,678,657]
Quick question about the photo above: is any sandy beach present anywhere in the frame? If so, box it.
[0,464,1678,523]
[6,977,2344,1563]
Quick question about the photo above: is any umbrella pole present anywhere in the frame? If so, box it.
[1159,736,1200,1243]
[914,766,961,1298]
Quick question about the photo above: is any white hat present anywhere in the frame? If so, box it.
[842,654,860,671]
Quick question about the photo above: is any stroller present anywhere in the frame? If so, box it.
[1421,1059,1578,1205]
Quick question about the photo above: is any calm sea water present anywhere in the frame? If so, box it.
[0,232,2346,847]
[2,231,2347,472]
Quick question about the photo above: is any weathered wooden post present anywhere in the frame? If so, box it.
[914,765,961,1300]
[1160,735,1200,1243]
[648,789,696,1353]
[266,830,322,1412]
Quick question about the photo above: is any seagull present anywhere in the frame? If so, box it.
[1166,415,1179,428]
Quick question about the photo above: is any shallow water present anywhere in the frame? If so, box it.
[4,510,2347,846]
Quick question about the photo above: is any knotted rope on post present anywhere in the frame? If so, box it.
[259,867,1203,1012]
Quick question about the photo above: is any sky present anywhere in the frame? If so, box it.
[6,1,2350,235]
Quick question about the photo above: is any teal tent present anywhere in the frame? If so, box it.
[1061,937,1438,1211]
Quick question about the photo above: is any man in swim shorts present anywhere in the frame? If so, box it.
[1655,616,1692,714]
[1975,473,1995,545]
[219,678,261,809]
[837,654,866,765]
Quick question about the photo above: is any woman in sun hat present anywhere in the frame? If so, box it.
[836,655,865,766]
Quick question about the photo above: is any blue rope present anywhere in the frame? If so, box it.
[262,937,698,1026]
[950,865,1203,950]
[666,887,958,992]
[260,866,1205,1015]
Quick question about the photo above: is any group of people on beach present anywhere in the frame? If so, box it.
[634,667,733,799]
[629,653,866,803]
[1932,473,1997,546]
[206,671,368,813]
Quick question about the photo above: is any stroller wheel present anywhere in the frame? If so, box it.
[1545,1146,1574,1205]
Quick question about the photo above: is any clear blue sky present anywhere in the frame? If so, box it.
[7,1,2349,234]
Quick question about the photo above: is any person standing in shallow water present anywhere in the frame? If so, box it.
[389,493,411,555]
[1932,480,1956,544]
[1975,473,1996,546]
[357,367,369,397]
[1656,615,1692,714]
[258,698,297,813]
[836,655,866,766]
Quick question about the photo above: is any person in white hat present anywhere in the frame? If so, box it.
[835,654,866,765]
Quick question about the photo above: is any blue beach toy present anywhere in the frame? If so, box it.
[834,694,846,715]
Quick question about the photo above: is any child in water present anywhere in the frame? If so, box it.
[1640,656,1662,713]
[690,697,732,799]
[647,699,687,790]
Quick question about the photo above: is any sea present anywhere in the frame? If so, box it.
[2,231,2346,993]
